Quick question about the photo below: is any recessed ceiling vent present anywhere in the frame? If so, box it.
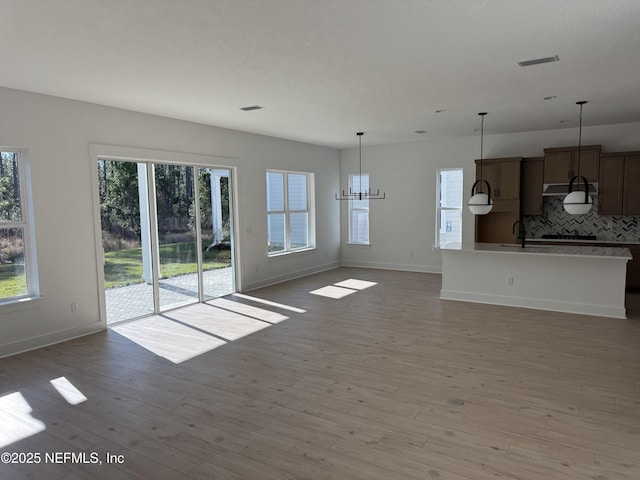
[240,105,263,111]
[517,55,559,67]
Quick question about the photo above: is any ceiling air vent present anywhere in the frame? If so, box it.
[517,55,559,67]
[240,105,263,111]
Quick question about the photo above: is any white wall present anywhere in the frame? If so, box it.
[0,87,340,358]
[339,121,640,272]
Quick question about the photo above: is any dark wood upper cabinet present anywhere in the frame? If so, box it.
[598,153,640,215]
[543,145,600,183]
[623,156,640,215]
[598,155,625,215]
[520,157,543,216]
[474,157,521,213]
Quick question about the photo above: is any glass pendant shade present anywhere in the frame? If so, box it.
[563,190,592,215]
[468,192,493,215]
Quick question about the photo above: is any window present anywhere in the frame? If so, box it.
[266,170,314,255]
[348,174,369,244]
[0,150,37,301]
[436,168,463,248]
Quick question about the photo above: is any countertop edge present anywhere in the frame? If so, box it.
[526,238,640,245]
[440,243,632,259]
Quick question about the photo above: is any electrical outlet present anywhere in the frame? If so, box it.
[71,302,79,313]
[507,276,515,286]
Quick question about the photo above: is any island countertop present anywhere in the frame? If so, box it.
[440,242,632,260]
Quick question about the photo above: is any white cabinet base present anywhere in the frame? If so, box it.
[441,244,630,319]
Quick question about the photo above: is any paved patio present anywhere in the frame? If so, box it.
[105,267,234,324]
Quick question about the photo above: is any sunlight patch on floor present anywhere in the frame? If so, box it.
[0,392,46,448]
[333,279,377,290]
[310,285,357,299]
[49,377,87,405]
[207,297,289,323]
[112,316,227,363]
[163,303,271,341]
[232,293,307,313]
[310,278,379,299]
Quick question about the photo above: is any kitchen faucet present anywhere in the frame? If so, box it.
[512,219,526,248]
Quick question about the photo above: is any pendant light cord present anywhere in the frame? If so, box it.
[359,133,362,194]
[577,101,583,174]
[358,132,363,199]
[478,112,487,192]
[480,114,484,187]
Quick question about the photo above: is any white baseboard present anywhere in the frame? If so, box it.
[0,322,105,359]
[242,261,341,292]
[340,260,442,274]
[440,289,626,319]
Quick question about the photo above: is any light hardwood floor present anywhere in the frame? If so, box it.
[1,267,640,479]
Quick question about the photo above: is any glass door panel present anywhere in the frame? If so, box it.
[154,164,199,311]
[99,160,154,324]
[198,168,235,300]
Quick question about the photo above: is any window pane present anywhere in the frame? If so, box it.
[350,210,369,244]
[287,174,307,211]
[350,174,369,204]
[267,213,285,253]
[437,168,463,248]
[349,174,369,244]
[0,227,26,298]
[290,212,308,248]
[266,172,284,212]
[439,209,462,248]
[440,170,463,208]
[0,152,22,222]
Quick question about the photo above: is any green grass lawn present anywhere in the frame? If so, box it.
[104,241,230,289]
[0,241,231,294]
[0,263,27,298]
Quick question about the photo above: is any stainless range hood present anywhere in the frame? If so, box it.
[542,182,598,196]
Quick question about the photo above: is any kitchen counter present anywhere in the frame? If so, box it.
[440,242,630,318]
[457,242,632,259]
[526,238,640,245]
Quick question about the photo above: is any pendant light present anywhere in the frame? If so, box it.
[563,101,593,214]
[335,132,386,200]
[468,112,493,215]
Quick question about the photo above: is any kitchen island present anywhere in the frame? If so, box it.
[440,243,632,318]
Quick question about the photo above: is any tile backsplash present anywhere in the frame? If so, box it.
[523,195,640,242]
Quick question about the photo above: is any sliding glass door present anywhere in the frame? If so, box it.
[98,160,235,324]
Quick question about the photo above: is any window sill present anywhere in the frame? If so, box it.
[0,295,46,314]
[268,247,317,259]
[346,243,372,248]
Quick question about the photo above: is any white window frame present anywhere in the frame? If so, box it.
[266,169,315,256]
[0,149,39,303]
[348,173,370,245]
[436,167,463,249]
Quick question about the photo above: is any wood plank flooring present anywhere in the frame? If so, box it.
[1,267,640,479]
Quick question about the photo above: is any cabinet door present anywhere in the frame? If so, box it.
[598,156,624,215]
[498,160,521,201]
[572,149,599,182]
[521,158,543,215]
[544,151,572,183]
[623,156,640,215]
[475,162,499,197]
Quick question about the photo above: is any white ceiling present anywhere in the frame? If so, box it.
[2,0,640,148]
